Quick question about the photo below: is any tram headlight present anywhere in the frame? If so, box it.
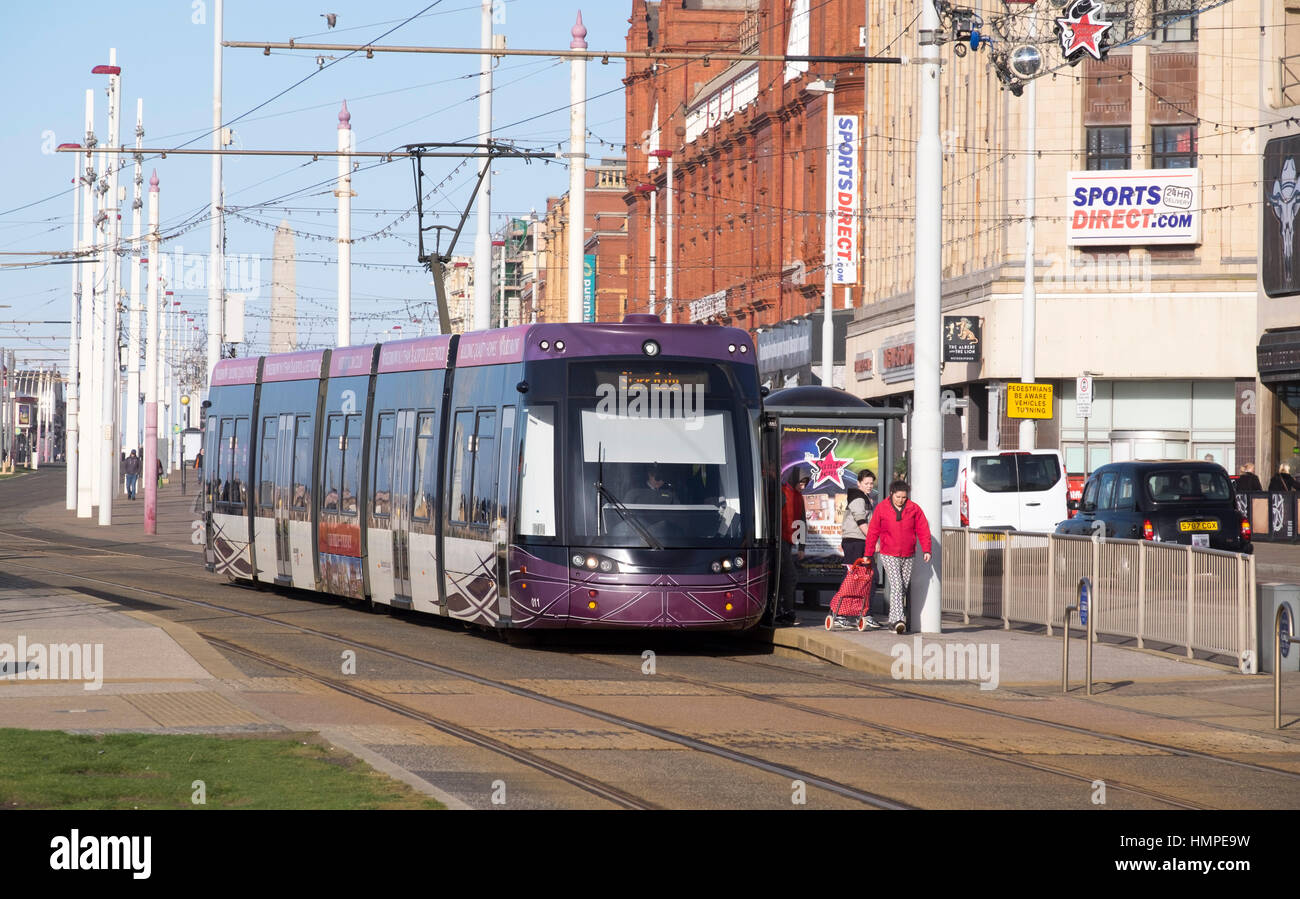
[727,343,736,354]
[555,340,566,352]
[711,561,722,573]
[642,339,660,357]
[733,556,745,569]
[571,553,586,567]
[598,558,615,573]
[585,555,599,569]
[540,340,551,351]
[721,558,732,570]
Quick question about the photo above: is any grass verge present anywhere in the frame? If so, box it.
[0,728,444,810]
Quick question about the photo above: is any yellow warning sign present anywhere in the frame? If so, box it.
[1006,382,1054,419]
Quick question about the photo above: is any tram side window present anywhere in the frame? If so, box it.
[449,411,473,523]
[217,418,234,507]
[495,407,515,534]
[413,412,437,521]
[292,416,312,511]
[472,411,498,525]
[373,412,395,517]
[342,414,361,515]
[259,417,277,509]
[517,405,556,538]
[205,427,219,503]
[323,415,344,512]
[232,417,249,511]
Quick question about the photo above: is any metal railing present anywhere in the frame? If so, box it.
[941,528,1257,672]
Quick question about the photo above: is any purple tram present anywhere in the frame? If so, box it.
[202,315,769,629]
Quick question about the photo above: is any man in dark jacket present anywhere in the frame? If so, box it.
[123,450,141,500]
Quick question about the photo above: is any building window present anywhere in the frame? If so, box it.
[1106,0,1133,43]
[1152,124,1197,168]
[1086,127,1131,170]
[1155,0,1196,42]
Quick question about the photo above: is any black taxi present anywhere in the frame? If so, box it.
[1056,460,1252,554]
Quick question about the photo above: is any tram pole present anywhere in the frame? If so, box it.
[913,0,943,634]
[67,147,81,509]
[337,100,352,347]
[127,98,144,457]
[97,49,121,527]
[473,0,493,330]
[567,12,588,323]
[77,89,96,518]
[144,170,159,535]
[208,0,225,382]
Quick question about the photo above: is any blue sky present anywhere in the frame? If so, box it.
[0,0,632,366]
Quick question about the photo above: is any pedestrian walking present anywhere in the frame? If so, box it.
[861,479,932,634]
[1235,462,1262,494]
[839,468,879,627]
[123,450,141,500]
[1270,462,1299,492]
[775,466,807,627]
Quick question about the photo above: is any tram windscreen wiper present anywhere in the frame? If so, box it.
[596,444,664,551]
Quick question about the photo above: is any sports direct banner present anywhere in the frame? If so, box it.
[1066,169,1200,246]
[832,115,859,284]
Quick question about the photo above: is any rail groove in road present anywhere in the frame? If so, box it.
[729,656,1300,780]
[203,636,657,811]
[0,553,912,810]
[575,653,1220,810]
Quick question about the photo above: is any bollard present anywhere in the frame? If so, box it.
[1079,576,1095,696]
[1277,603,1296,730]
[1062,604,1077,693]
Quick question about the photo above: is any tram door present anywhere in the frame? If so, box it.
[273,413,298,583]
[391,410,417,603]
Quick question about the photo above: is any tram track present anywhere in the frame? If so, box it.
[573,653,1220,810]
[728,655,1300,779]
[0,553,912,810]
[3,521,1298,809]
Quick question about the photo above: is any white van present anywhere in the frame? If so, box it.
[941,450,1068,532]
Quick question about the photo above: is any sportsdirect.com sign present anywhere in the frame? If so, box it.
[1066,169,1199,246]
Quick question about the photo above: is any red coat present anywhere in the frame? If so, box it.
[781,482,806,546]
[863,498,932,558]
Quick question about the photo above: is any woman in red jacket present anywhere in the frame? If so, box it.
[862,479,932,634]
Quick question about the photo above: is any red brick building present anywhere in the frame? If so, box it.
[623,0,866,334]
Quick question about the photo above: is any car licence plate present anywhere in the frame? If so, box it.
[1191,533,1209,548]
[1179,521,1218,532]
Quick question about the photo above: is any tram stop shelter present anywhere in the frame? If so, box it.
[763,386,906,609]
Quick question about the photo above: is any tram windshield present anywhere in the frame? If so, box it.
[566,361,754,548]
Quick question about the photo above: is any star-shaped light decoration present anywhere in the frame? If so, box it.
[1056,0,1113,62]
[807,446,853,490]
